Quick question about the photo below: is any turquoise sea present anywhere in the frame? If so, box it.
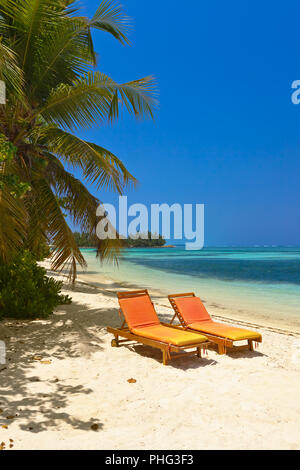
[77,247,300,331]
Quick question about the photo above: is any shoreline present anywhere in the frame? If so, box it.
[70,268,300,337]
[74,248,300,335]
[82,281,299,337]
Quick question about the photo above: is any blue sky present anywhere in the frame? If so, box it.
[74,0,300,246]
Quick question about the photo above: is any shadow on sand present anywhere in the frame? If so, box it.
[0,278,266,433]
[0,282,119,434]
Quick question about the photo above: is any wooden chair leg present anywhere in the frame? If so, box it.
[111,335,119,347]
[197,347,202,358]
[218,342,226,355]
[248,340,254,351]
[162,349,168,365]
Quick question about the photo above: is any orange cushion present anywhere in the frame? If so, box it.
[174,296,212,324]
[119,295,159,330]
[189,321,262,342]
[132,325,208,347]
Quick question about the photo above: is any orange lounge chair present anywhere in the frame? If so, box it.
[168,293,262,355]
[107,290,210,365]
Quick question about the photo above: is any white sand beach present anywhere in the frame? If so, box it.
[0,265,300,450]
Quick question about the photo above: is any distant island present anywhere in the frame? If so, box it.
[73,232,174,248]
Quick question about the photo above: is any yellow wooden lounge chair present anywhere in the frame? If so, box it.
[168,292,262,355]
[107,289,210,365]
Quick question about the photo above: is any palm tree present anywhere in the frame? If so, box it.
[0,0,157,281]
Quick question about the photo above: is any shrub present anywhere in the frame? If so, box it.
[25,238,51,262]
[0,251,71,320]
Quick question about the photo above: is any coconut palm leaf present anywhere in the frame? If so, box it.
[30,17,97,101]
[0,190,27,263]
[29,177,87,281]
[46,152,100,229]
[41,127,137,192]
[90,0,131,45]
[39,72,156,129]
[0,40,24,97]
[46,154,124,264]
[108,76,158,121]
[0,161,27,262]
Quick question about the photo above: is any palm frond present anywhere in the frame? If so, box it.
[21,0,51,69]
[108,76,158,121]
[0,40,24,97]
[0,191,27,263]
[39,71,157,129]
[30,16,97,101]
[0,161,27,262]
[39,127,137,192]
[46,153,123,266]
[90,0,132,45]
[46,152,99,230]
[38,72,113,129]
[29,176,86,281]
[95,236,124,265]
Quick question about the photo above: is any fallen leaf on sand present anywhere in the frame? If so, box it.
[9,439,13,443]
[90,424,99,431]
[32,356,42,361]
[127,378,137,384]
[6,416,14,420]
[40,360,51,365]
[1,425,8,429]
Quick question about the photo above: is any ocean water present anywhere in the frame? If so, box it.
[77,247,300,331]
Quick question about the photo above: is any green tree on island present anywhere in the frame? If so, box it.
[0,0,157,281]
[73,231,166,248]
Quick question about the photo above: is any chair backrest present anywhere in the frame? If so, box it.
[168,293,212,325]
[118,290,160,330]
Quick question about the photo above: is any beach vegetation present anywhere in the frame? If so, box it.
[124,232,166,248]
[73,231,166,248]
[0,0,157,283]
[0,250,71,320]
